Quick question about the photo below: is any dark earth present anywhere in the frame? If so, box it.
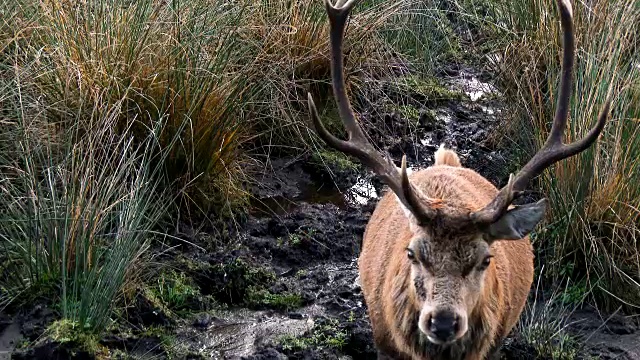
[2,61,639,360]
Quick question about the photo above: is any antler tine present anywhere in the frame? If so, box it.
[471,0,612,225]
[323,0,368,146]
[308,0,437,223]
[547,0,575,146]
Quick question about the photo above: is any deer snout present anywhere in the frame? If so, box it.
[419,308,468,344]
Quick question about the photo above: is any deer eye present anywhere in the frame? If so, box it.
[406,248,418,264]
[478,255,493,271]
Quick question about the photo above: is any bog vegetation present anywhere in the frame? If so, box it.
[1,0,639,356]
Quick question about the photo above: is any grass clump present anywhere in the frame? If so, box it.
[513,281,583,360]
[0,109,167,334]
[153,270,201,313]
[232,0,417,151]
[19,0,249,213]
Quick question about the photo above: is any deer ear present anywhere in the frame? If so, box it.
[484,199,547,241]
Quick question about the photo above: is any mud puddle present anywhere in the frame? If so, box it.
[0,316,21,360]
[249,173,378,218]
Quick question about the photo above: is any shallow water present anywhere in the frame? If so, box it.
[0,319,21,360]
[250,175,378,217]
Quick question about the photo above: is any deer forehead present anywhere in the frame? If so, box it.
[409,234,489,264]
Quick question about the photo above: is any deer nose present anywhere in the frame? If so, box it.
[428,310,459,343]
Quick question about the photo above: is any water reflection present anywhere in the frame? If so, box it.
[250,175,379,217]
[344,177,378,206]
[453,75,499,102]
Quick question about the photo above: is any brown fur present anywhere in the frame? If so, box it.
[435,145,462,167]
[358,149,534,359]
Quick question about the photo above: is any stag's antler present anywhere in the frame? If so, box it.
[470,0,611,224]
[307,0,440,223]
[309,0,611,228]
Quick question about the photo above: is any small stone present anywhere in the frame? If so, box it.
[193,314,213,329]
[288,312,304,320]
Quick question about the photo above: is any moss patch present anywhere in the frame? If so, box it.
[279,318,348,352]
[246,289,303,311]
[191,257,304,312]
[392,105,421,121]
[310,149,360,173]
[402,75,463,102]
[152,269,203,313]
[195,258,276,305]
[43,319,107,357]
[277,227,318,248]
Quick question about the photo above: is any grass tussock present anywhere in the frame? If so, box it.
[513,275,583,360]
[462,0,640,308]
[237,0,417,152]
[22,0,247,211]
[0,94,167,334]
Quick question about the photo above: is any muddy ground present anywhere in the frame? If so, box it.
[2,64,640,360]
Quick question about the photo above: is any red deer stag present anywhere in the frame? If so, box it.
[307,0,611,358]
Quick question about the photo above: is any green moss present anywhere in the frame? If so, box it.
[153,270,201,312]
[246,289,303,311]
[403,75,463,101]
[311,149,360,173]
[279,318,347,352]
[184,256,304,312]
[197,258,277,305]
[277,228,318,248]
[392,105,421,121]
[44,320,106,356]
